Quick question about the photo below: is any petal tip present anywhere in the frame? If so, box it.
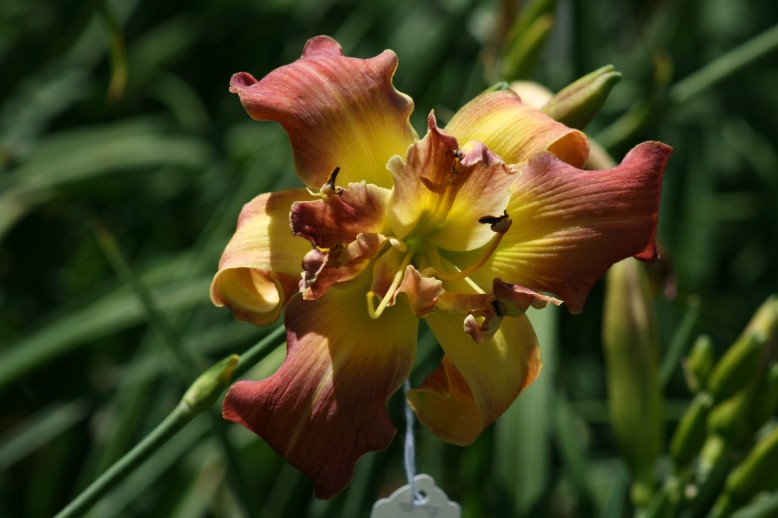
[229,72,258,93]
[302,35,344,58]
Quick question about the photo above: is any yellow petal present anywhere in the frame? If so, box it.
[230,36,417,189]
[408,306,541,445]
[210,188,311,326]
[445,90,589,167]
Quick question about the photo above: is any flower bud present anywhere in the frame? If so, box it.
[603,258,662,505]
[541,65,622,129]
[683,335,715,394]
[182,354,239,413]
[707,296,778,401]
[670,391,713,470]
[711,425,778,517]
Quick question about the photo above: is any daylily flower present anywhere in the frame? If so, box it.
[213,35,671,498]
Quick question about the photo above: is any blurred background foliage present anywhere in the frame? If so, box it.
[1,0,778,516]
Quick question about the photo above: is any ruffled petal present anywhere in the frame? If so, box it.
[300,233,387,299]
[445,90,589,167]
[407,309,541,445]
[291,182,390,249]
[457,141,672,313]
[386,112,458,240]
[223,270,417,499]
[429,141,516,251]
[230,36,417,189]
[211,189,312,326]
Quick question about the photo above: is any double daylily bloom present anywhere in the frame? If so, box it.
[212,35,671,498]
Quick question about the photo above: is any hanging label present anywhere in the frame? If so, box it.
[371,474,460,518]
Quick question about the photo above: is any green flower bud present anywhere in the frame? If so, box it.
[603,258,662,505]
[707,296,778,401]
[182,354,239,414]
[541,65,622,129]
[670,391,713,470]
[711,425,778,517]
[683,335,715,394]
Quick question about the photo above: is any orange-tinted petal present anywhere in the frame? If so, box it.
[223,271,417,499]
[230,36,416,189]
[459,141,672,313]
[407,308,541,445]
[300,233,387,299]
[291,182,390,249]
[211,189,311,326]
[445,90,589,167]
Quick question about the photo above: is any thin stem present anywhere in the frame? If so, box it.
[233,324,287,379]
[54,403,193,518]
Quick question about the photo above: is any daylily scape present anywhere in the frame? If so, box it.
[212,35,671,498]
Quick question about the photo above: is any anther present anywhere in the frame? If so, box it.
[320,166,343,197]
[478,211,512,233]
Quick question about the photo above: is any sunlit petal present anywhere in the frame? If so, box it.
[430,141,516,251]
[445,90,589,167]
[223,271,417,498]
[387,112,458,240]
[407,308,541,445]
[211,189,311,326]
[300,233,387,299]
[291,182,390,249]
[455,141,672,313]
[229,36,417,189]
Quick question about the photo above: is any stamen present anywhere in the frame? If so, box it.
[320,166,343,197]
[431,211,512,282]
[307,167,344,198]
[366,249,414,319]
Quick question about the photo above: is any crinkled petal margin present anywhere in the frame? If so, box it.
[456,141,672,313]
[223,270,417,498]
[230,36,417,190]
[211,189,312,326]
[408,309,541,445]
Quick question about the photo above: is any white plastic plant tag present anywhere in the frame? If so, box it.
[371,474,460,518]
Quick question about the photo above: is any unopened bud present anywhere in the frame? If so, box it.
[670,391,713,470]
[603,258,662,505]
[683,335,715,394]
[182,354,239,413]
[541,65,622,129]
[711,425,778,517]
[707,296,777,402]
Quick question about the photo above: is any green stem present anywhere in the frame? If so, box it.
[54,403,193,518]
[233,324,287,379]
[670,23,778,106]
[53,328,286,517]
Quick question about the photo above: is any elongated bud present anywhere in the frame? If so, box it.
[711,425,778,517]
[707,295,778,401]
[182,354,239,413]
[603,258,662,505]
[670,391,713,470]
[683,335,715,394]
[541,65,622,129]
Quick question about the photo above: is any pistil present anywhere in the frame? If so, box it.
[366,247,415,319]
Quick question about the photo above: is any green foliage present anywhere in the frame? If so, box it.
[1,0,778,516]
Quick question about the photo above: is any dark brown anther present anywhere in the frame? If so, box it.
[321,166,343,197]
[478,210,512,233]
